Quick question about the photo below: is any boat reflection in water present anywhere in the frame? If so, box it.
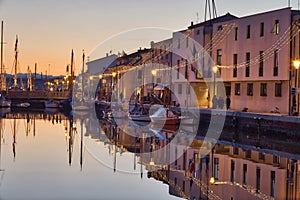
[89,116,300,200]
[0,108,299,200]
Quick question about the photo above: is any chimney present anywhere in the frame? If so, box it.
[191,21,194,26]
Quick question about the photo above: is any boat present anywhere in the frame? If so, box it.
[72,50,91,111]
[128,102,151,122]
[179,115,198,125]
[59,97,72,110]
[73,100,91,112]
[110,109,127,119]
[95,99,110,109]
[15,102,30,108]
[0,94,11,107]
[45,99,60,108]
[129,113,151,122]
[150,107,179,125]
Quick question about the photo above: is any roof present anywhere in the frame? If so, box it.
[188,12,238,29]
[115,48,151,67]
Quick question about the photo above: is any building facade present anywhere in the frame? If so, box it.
[91,7,300,115]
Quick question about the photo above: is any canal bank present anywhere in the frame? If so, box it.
[197,108,300,135]
[194,108,300,156]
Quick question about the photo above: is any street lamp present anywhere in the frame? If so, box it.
[111,72,117,102]
[212,65,218,96]
[151,69,157,92]
[293,60,300,115]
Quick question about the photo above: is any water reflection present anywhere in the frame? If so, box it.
[0,109,299,200]
[93,117,300,200]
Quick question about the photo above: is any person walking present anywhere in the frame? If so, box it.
[226,95,231,110]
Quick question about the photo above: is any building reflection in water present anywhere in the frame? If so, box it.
[94,118,300,200]
[1,109,299,200]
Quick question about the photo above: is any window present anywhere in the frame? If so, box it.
[233,54,238,77]
[245,52,250,77]
[245,150,251,159]
[235,83,240,95]
[243,164,248,185]
[217,49,222,65]
[137,70,142,79]
[178,84,182,94]
[275,83,282,97]
[178,38,180,49]
[259,51,264,77]
[274,20,279,35]
[259,152,265,161]
[186,37,189,48]
[260,83,267,96]
[185,60,188,79]
[177,60,180,79]
[274,49,279,76]
[271,171,275,197]
[247,25,251,38]
[217,25,223,31]
[256,168,261,193]
[214,158,219,180]
[234,27,238,41]
[186,85,190,95]
[156,77,161,83]
[233,147,239,155]
[230,160,235,183]
[175,148,178,166]
[247,83,253,96]
[196,29,200,35]
[273,155,280,164]
[260,22,264,37]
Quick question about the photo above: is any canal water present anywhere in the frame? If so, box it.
[0,109,298,200]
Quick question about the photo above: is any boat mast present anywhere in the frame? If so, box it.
[70,49,74,92]
[0,21,3,78]
[13,35,18,88]
[0,21,5,91]
[27,66,32,91]
[81,50,85,100]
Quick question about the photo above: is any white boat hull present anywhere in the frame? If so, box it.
[45,100,60,108]
[73,105,90,111]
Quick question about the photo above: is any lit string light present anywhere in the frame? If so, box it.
[104,21,299,77]
[218,23,300,69]
[107,22,235,75]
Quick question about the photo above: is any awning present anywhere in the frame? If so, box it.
[154,84,169,91]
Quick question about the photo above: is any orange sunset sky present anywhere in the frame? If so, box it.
[0,0,295,75]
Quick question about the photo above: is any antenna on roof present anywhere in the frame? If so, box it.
[204,0,218,22]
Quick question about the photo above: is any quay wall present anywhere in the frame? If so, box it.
[197,108,300,135]
[195,108,300,155]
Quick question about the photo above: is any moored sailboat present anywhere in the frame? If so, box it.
[45,99,60,108]
[150,107,179,125]
[72,50,91,111]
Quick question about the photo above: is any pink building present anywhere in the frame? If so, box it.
[185,7,300,114]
